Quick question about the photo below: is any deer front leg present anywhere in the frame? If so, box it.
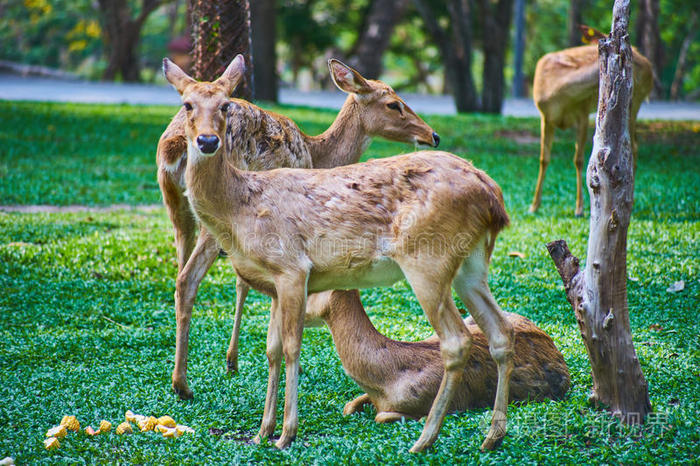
[573,114,589,217]
[274,273,308,449]
[157,167,198,272]
[343,393,372,416]
[172,229,220,400]
[529,118,555,213]
[253,298,283,444]
[226,276,250,374]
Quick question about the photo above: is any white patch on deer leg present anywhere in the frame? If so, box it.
[161,151,186,173]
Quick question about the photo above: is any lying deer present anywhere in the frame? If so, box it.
[163,56,513,452]
[157,57,439,400]
[304,290,569,421]
[529,36,652,216]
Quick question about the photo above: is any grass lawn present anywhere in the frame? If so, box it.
[0,101,698,463]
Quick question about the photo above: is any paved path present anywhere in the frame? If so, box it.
[1,73,699,120]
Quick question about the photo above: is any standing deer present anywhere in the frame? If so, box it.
[163,56,513,452]
[529,42,652,216]
[157,57,439,400]
[304,290,569,421]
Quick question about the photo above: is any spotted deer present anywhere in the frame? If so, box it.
[163,56,513,452]
[157,57,439,400]
[304,290,569,421]
[529,42,652,216]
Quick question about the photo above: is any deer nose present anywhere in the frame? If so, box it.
[197,134,220,154]
[432,132,440,148]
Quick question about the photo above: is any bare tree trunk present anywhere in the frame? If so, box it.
[348,0,409,79]
[477,0,513,113]
[250,0,277,102]
[190,0,253,99]
[414,0,478,112]
[98,0,163,82]
[636,0,664,98]
[568,0,584,47]
[547,0,651,423]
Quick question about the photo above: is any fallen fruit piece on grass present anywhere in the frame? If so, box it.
[116,422,133,435]
[60,415,80,432]
[508,251,526,259]
[45,425,67,439]
[98,420,111,434]
[139,416,158,432]
[157,415,176,428]
[44,437,60,450]
[84,426,97,436]
[176,425,194,435]
[162,427,182,438]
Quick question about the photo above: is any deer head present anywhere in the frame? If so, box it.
[328,59,439,148]
[163,55,245,157]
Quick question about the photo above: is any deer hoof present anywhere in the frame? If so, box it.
[274,433,295,449]
[528,204,539,214]
[480,411,507,451]
[226,359,238,375]
[172,382,194,400]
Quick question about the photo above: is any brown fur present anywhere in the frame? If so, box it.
[164,57,515,452]
[529,44,653,216]
[157,57,438,401]
[306,290,569,419]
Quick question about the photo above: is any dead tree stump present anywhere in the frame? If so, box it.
[547,0,651,423]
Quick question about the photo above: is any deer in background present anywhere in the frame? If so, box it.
[529,32,653,216]
[157,57,439,400]
[304,290,569,421]
[164,57,513,452]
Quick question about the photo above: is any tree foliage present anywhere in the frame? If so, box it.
[0,0,696,98]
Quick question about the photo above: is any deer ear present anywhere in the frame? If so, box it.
[328,59,372,95]
[163,58,195,95]
[215,54,246,96]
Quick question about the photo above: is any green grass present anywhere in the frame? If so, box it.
[0,101,698,464]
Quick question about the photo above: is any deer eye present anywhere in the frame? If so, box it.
[387,102,402,112]
[221,102,230,113]
[183,102,193,111]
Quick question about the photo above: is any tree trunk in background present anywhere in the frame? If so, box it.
[250,0,278,102]
[512,0,526,97]
[98,0,163,81]
[414,0,478,112]
[670,12,698,101]
[190,0,253,99]
[547,0,651,424]
[568,0,584,47]
[635,0,663,98]
[477,0,513,113]
[348,0,409,79]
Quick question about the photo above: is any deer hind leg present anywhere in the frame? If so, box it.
[172,229,220,400]
[574,113,589,217]
[529,118,555,213]
[399,266,471,453]
[226,276,250,374]
[453,240,514,451]
[343,393,372,416]
[253,298,283,444]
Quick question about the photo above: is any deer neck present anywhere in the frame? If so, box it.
[305,95,371,169]
[323,292,398,389]
[183,140,245,237]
